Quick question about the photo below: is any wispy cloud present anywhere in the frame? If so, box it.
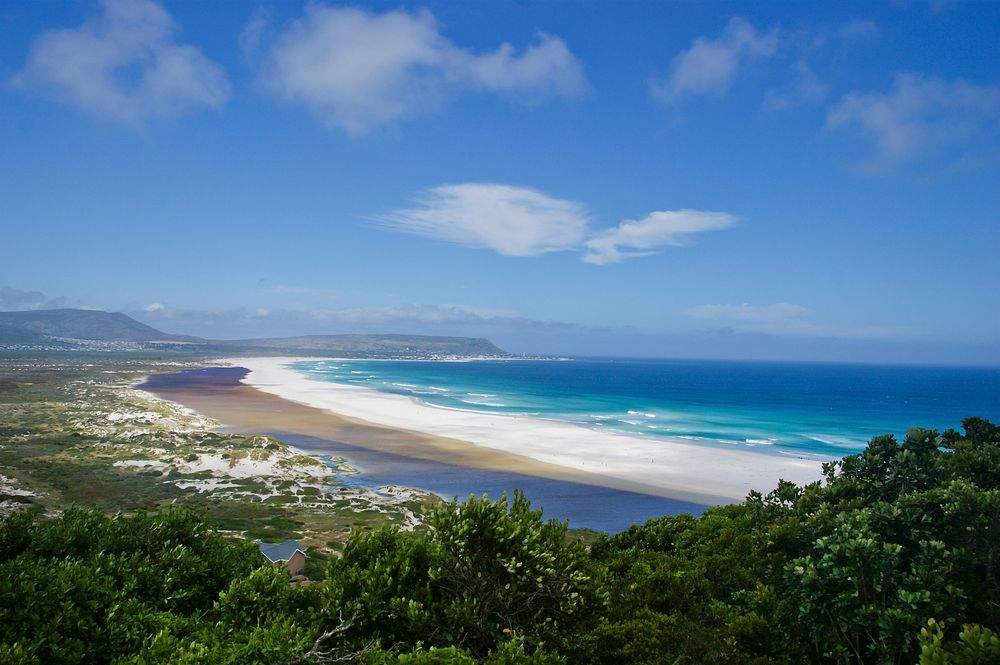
[374,183,590,257]
[682,301,911,340]
[838,19,877,40]
[827,73,1000,171]
[0,286,70,311]
[929,0,958,14]
[258,5,587,135]
[683,302,808,323]
[376,183,736,264]
[650,17,882,114]
[130,302,576,338]
[309,303,576,330]
[239,7,272,61]
[582,210,736,265]
[265,285,338,300]
[131,305,272,330]
[763,60,828,111]
[651,17,778,103]
[12,0,229,125]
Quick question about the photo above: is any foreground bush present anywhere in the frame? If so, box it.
[0,508,262,663]
[326,490,601,657]
[1,417,997,663]
[584,418,1000,664]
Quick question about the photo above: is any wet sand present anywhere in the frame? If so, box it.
[139,367,708,532]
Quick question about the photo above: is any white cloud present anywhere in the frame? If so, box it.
[141,302,166,312]
[582,210,736,265]
[377,184,736,264]
[683,303,808,323]
[652,17,778,103]
[374,183,590,257]
[458,31,585,97]
[827,73,1000,169]
[13,0,229,125]
[259,5,586,134]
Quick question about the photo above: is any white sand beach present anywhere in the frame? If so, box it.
[223,357,827,503]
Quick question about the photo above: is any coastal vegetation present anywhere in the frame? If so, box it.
[1,352,997,663]
[0,354,439,547]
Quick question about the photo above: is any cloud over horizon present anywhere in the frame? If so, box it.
[264,284,338,300]
[0,285,972,357]
[129,301,576,339]
[376,183,736,264]
[683,302,809,323]
[682,301,911,340]
[0,287,70,312]
[258,5,587,134]
[13,0,229,125]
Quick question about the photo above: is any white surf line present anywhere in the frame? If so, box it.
[221,357,827,503]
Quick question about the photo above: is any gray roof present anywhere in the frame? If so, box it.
[258,540,306,563]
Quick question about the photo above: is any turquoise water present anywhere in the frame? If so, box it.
[290,358,1000,460]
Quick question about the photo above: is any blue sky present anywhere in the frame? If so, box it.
[1,0,998,363]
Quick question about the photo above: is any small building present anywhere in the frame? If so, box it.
[259,540,306,577]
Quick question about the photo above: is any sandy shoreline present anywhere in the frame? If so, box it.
[222,356,827,503]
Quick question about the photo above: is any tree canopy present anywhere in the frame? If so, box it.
[1,417,998,664]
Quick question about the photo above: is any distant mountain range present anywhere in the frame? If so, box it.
[0,309,509,358]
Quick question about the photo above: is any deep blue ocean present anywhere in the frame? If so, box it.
[289,358,1000,460]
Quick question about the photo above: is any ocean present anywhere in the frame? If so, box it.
[290,357,1000,460]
